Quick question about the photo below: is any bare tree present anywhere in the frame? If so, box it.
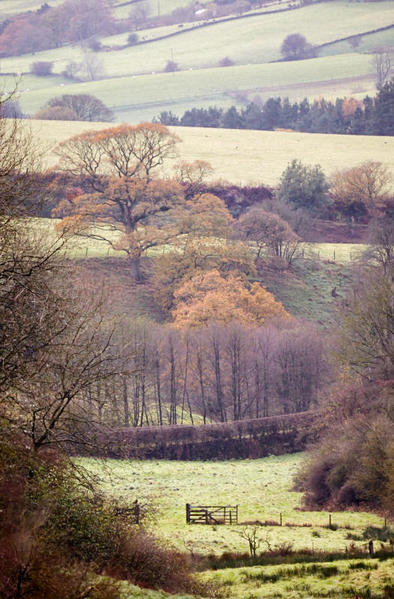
[0,90,125,451]
[373,49,392,89]
[238,527,263,558]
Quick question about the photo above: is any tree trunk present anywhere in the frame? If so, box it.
[122,376,130,427]
[130,255,143,282]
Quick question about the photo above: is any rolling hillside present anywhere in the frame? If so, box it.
[1,0,393,123]
[29,120,394,186]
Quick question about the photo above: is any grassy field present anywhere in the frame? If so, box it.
[0,0,63,17]
[79,454,385,557]
[113,0,211,20]
[3,0,392,120]
[27,120,394,187]
[77,454,393,598]
[4,2,393,76]
[12,53,376,123]
[36,218,365,262]
[200,558,394,599]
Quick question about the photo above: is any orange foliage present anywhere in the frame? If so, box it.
[54,178,184,256]
[341,97,362,119]
[172,269,289,328]
[179,193,234,238]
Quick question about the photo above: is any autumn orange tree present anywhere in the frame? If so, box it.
[152,193,255,311]
[54,123,181,279]
[172,269,289,328]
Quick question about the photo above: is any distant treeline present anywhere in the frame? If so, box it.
[157,80,394,136]
[88,411,319,460]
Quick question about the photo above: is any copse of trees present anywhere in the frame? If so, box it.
[75,319,328,428]
[157,80,394,136]
[35,94,114,122]
[0,0,116,57]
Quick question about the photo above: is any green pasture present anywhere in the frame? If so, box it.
[79,454,384,558]
[200,558,394,599]
[3,0,391,122]
[31,218,123,258]
[304,243,364,263]
[4,1,391,76]
[27,119,394,187]
[0,0,63,18]
[4,1,393,78]
[318,27,394,59]
[263,257,353,326]
[103,1,394,74]
[12,53,375,123]
[113,0,211,20]
[33,219,363,263]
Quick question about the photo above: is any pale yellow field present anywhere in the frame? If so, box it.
[29,119,394,186]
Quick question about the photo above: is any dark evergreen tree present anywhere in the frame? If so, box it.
[373,79,394,135]
[261,97,282,130]
[157,111,180,125]
[280,97,298,129]
[241,103,264,129]
[220,106,243,129]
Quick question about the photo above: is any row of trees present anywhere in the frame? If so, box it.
[157,80,394,136]
[77,320,327,429]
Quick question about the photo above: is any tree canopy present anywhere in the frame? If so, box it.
[277,159,329,213]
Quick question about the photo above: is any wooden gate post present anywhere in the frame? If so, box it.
[186,503,191,524]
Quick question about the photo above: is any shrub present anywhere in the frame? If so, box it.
[219,56,234,67]
[34,105,78,120]
[0,431,199,596]
[47,93,114,121]
[62,61,81,80]
[164,60,179,72]
[30,60,53,76]
[280,33,310,60]
[127,32,139,45]
[87,36,102,51]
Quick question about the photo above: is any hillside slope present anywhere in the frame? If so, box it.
[29,120,394,186]
[2,0,393,122]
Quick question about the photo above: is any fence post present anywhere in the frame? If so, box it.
[186,503,190,524]
[329,514,332,528]
[280,513,283,526]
